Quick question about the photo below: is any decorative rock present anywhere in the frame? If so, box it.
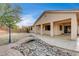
[52,47,58,52]
[22,48,30,56]
[12,37,79,56]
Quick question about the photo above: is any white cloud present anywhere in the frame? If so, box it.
[17,15,36,27]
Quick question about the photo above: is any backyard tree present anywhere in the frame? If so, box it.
[0,4,21,43]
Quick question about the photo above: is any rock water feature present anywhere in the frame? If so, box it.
[12,35,79,56]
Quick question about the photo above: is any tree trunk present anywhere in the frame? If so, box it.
[9,26,11,43]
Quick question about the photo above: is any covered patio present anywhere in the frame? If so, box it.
[33,11,79,40]
[35,17,78,40]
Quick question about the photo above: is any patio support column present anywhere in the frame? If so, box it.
[71,15,77,40]
[50,22,54,36]
[41,24,43,35]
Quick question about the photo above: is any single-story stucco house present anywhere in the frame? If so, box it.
[32,10,79,40]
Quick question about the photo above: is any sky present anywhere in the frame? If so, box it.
[16,3,79,27]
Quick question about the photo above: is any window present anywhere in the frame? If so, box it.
[60,25,62,31]
[45,25,50,31]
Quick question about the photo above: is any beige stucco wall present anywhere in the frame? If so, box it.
[53,23,63,35]
[43,31,50,35]
[35,24,50,35]
[35,12,76,25]
[36,25,41,34]
[32,26,36,33]
[53,20,71,35]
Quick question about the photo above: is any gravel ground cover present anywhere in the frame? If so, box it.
[12,36,79,56]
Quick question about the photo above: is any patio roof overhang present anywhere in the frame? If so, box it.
[33,10,79,26]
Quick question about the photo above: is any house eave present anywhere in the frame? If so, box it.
[33,10,79,26]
